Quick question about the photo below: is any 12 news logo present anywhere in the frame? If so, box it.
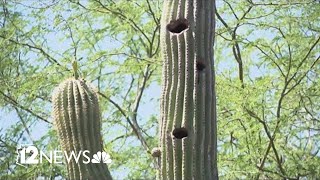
[16,145,112,167]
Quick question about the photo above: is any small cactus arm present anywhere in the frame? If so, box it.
[52,77,113,180]
[158,0,218,180]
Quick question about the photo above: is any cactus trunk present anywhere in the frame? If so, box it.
[159,0,218,179]
[52,78,112,180]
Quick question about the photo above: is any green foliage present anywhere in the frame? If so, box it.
[215,0,320,179]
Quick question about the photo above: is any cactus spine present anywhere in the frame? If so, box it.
[52,77,112,180]
[159,0,218,179]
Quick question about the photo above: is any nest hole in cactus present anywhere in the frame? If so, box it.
[196,60,206,71]
[172,127,188,139]
[166,18,189,34]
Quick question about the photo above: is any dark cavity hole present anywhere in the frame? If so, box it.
[167,18,189,34]
[196,61,206,71]
[172,127,188,139]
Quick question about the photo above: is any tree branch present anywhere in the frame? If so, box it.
[0,90,51,124]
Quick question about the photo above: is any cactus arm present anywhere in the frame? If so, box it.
[53,78,113,180]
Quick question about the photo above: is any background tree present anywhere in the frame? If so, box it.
[0,0,319,179]
[215,0,320,179]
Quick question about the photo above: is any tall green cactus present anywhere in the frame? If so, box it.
[52,77,112,180]
[159,0,218,179]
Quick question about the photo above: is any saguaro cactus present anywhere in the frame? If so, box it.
[52,75,112,180]
[159,0,218,179]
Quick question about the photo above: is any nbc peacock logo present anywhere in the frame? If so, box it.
[91,151,112,164]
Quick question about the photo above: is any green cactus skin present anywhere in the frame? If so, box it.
[52,78,112,180]
[159,0,218,180]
